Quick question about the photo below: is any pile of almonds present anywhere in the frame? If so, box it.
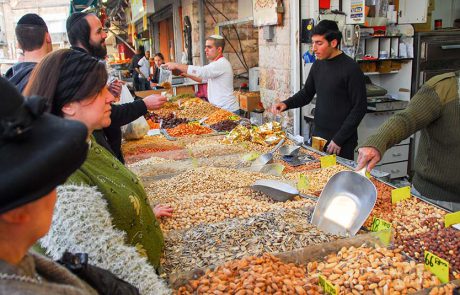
[285,165,350,195]
[176,253,309,295]
[305,245,443,294]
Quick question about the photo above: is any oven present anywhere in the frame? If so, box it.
[412,30,460,94]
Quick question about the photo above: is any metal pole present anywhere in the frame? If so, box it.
[198,0,206,65]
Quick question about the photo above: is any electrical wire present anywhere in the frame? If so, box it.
[204,0,250,72]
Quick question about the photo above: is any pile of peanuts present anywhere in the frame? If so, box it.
[157,188,315,231]
[305,245,443,294]
[274,160,321,174]
[176,253,309,295]
[121,135,183,157]
[167,124,213,137]
[285,165,350,195]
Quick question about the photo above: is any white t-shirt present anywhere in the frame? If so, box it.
[187,57,239,112]
[137,56,150,78]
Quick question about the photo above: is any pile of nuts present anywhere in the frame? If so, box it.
[146,167,283,201]
[274,160,321,174]
[210,120,240,132]
[121,136,183,157]
[167,124,213,137]
[396,223,460,279]
[176,253,309,294]
[363,180,394,228]
[204,109,235,125]
[163,208,338,275]
[156,188,315,232]
[176,102,218,119]
[187,143,246,158]
[285,165,350,195]
[305,245,443,294]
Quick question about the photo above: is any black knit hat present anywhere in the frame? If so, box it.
[17,13,47,28]
[0,77,89,214]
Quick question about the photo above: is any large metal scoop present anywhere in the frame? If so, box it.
[310,168,377,237]
[250,138,285,171]
[251,179,316,202]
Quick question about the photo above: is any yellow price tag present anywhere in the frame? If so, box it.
[297,174,309,190]
[370,217,392,232]
[391,186,411,204]
[445,211,460,228]
[319,275,338,295]
[320,154,336,168]
[424,251,449,283]
[370,217,392,245]
[242,152,260,162]
[229,115,240,121]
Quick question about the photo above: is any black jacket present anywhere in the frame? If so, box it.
[5,62,37,93]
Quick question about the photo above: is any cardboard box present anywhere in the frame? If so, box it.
[239,91,261,112]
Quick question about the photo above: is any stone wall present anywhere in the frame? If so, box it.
[181,0,259,86]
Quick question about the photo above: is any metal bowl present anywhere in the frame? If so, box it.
[278,145,301,156]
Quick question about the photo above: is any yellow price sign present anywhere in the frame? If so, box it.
[242,152,260,162]
[445,211,460,228]
[319,275,338,295]
[320,154,336,168]
[370,217,391,232]
[424,251,449,283]
[391,186,411,204]
[297,174,309,190]
[370,217,392,245]
[228,115,240,121]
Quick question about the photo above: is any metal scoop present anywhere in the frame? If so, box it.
[159,119,177,141]
[310,168,377,236]
[251,179,316,202]
[250,138,285,171]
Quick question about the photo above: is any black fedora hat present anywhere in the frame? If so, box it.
[0,77,88,214]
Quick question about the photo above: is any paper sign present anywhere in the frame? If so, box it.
[370,217,392,232]
[370,217,392,245]
[242,152,260,162]
[424,251,449,283]
[320,155,336,168]
[391,186,411,204]
[445,211,460,228]
[297,174,309,190]
[319,275,338,295]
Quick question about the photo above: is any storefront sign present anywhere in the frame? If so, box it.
[131,0,145,23]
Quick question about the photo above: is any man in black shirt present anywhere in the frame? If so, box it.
[271,20,366,160]
[66,12,166,163]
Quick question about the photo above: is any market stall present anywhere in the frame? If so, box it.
[121,95,460,294]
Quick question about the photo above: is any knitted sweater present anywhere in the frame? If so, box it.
[0,252,98,295]
[40,185,171,295]
[361,72,460,203]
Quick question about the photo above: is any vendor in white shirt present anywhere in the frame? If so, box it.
[165,35,240,113]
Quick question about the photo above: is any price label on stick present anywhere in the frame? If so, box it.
[391,186,411,204]
[444,211,460,228]
[424,251,449,283]
[370,217,391,232]
[319,275,338,295]
[297,174,309,190]
[320,154,336,168]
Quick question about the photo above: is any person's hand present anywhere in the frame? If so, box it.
[108,80,122,98]
[356,147,381,172]
[326,140,341,155]
[270,103,287,115]
[153,204,173,218]
[143,94,167,110]
[165,62,179,71]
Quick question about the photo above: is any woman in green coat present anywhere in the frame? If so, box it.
[24,49,171,295]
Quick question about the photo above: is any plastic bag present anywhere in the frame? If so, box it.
[158,65,172,86]
[119,85,149,140]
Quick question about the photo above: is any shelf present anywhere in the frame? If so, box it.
[361,35,403,39]
[357,58,413,62]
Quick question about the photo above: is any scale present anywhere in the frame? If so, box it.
[367,96,409,111]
